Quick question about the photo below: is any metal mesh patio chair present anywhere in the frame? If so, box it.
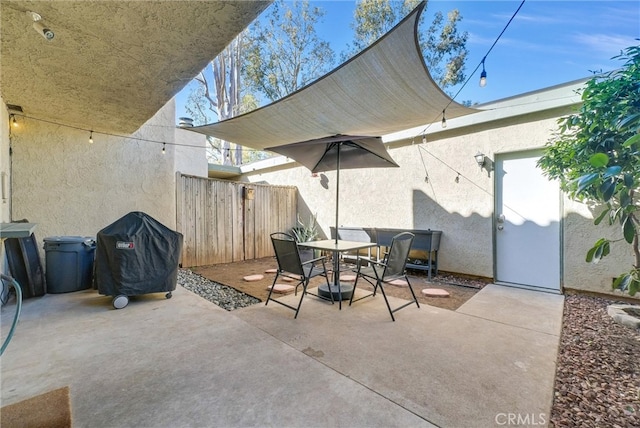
[349,231,419,321]
[266,232,333,318]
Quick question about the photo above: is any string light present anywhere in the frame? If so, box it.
[162,143,166,154]
[455,173,460,183]
[411,0,525,141]
[422,134,427,144]
[89,130,93,144]
[11,115,18,128]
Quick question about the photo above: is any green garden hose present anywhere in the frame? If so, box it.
[1,274,23,356]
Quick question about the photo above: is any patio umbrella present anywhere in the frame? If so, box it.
[266,134,399,243]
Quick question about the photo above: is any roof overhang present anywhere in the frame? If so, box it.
[208,163,242,179]
[190,1,479,150]
[0,1,271,134]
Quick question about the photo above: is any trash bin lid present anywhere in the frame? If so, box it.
[43,236,95,244]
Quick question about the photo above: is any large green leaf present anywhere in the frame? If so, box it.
[599,178,616,202]
[577,172,599,194]
[622,133,640,148]
[588,152,609,167]
[622,215,636,244]
[602,165,622,178]
[620,190,631,208]
[613,273,632,291]
[586,238,609,263]
[618,112,640,130]
[594,208,610,225]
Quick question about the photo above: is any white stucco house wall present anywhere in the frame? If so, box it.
[0,97,207,272]
[237,78,632,297]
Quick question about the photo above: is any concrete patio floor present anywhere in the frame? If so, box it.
[1,283,564,427]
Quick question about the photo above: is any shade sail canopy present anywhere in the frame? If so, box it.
[266,135,399,173]
[191,0,479,150]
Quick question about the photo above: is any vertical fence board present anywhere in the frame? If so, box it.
[177,174,297,267]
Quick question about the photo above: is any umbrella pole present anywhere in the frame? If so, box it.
[335,144,340,244]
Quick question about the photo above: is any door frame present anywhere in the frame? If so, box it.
[492,148,564,294]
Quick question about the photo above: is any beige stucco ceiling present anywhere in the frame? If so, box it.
[0,0,270,134]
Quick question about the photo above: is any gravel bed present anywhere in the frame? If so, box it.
[178,269,260,311]
[550,293,640,427]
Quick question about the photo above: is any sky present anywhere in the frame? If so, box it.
[174,0,640,122]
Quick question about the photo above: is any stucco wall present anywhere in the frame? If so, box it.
[174,126,208,178]
[241,108,632,296]
[10,100,178,245]
[1,99,10,278]
[1,100,9,223]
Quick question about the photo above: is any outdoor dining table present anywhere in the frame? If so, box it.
[298,239,377,309]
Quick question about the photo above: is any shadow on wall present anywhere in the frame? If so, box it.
[563,210,631,294]
[412,189,492,277]
[296,197,329,240]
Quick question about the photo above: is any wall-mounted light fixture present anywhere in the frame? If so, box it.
[27,11,54,41]
[474,152,494,177]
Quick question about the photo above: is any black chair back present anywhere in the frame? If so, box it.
[271,232,304,276]
[383,232,414,280]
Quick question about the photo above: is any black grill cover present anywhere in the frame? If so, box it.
[94,211,183,297]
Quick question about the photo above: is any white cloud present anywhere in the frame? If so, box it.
[572,33,637,55]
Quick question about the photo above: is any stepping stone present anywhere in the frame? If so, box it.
[265,268,278,274]
[340,274,357,282]
[421,288,450,298]
[243,274,264,282]
[386,279,408,287]
[267,283,295,293]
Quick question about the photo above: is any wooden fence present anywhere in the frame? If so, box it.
[176,173,297,267]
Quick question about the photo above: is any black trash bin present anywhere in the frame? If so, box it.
[43,236,96,293]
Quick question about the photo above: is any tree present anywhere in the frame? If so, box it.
[186,33,269,166]
[538,45,640,295]
[343,0,468,89]
[243,0,336,102]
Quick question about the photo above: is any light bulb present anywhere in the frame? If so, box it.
[162,143,166,154]
[441,110,447,129]
[422,134,427,144]
[480,57,487,87]
[89,131,93,144]
[11,115,18,128]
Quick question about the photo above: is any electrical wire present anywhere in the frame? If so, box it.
[415,0,527,138]
[9,113,268,153]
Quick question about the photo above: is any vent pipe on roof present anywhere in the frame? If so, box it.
[178,117,193,128]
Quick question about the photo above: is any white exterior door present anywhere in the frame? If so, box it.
[495,150,561,292]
